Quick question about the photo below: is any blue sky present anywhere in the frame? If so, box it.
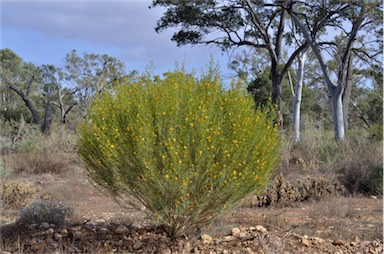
[1,0,233,79]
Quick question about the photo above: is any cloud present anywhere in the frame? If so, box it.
[1,1,231,77]
[3,2,163,46]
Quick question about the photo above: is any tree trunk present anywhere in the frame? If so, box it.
[7,82,41,125]
[271,64,283,126]
[342,53,354,132]
[330,85,345,140]
[41,101,53,135]
[292,51,307,144]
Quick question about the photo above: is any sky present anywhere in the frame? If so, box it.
[0,0,233,80]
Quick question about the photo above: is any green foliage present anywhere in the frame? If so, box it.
[78,68,282,238]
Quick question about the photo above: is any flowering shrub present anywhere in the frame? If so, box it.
[78,68,282,238]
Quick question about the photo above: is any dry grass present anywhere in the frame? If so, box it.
[308,196,357,219]
[8,152,72,175]
[0,180,40,211]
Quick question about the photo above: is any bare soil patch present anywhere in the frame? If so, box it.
[1,166,382,253]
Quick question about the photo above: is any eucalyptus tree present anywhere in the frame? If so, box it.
[284,0,383,140]
[151,0,310,124]
[61,49,127,113]
[0,48,42,125]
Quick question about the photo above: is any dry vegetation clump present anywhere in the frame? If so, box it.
[3,123,78,175]
[251,173,346,207]
[0,180,40,210]
[8,152,71,175]
[17,200,72,226]
[335,139,383,196]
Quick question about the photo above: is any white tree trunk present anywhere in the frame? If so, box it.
[292,51,307,144]
[331,85,345,140]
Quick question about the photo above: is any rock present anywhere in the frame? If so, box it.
[180,241,192,254]
[54,233,62,241]
[310,236,324,244]
[301,236,310,247]
[73,230,82,240]
[372,240,380,247]
[157,243,172,254]
[133,240,143,250]
[116,224,129,234]
[249,226,256,231]
[45,228,54,236]
[60,228,68,237]
[201,233,213,245]
[231,227,241,236]
[95,219,106,224]
[255,225,267,234]
[246,247,256,254]
[40,222,50,229]
[239,232,246,238]
[354,235,361,243]
[99,227,108,238]
[333,239,346,246]
[370,195,378,200]
[31,241,45,252]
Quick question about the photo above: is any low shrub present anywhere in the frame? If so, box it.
[335,138,383,196]
[78,68,282,238]
[17,200,71,225]
[0,180,40,210]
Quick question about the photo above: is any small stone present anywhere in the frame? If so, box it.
[116,224,129,234]
[50,242,60,248]
[239,232,246,238]
[310,236,324,244]
[246,247,256,254]
[73,230,82,240]
[372,240,380,247]
[370,195,378,200]
[201,233,213,244]
[45,228,54,235]
[40,222,50,229]
[133,240,143,250]
[301,236,310,247]
[249,226,256,231]
[99,227,108,237]
[223,235,233,241]
[354,235,361,243]
[31,241,45,252]
[231,227,241,236]
[181,242,192,254]
[333,239,346,246]
[60,228,68,237]
[255,225,267,234]
[95,219,106,224]
[54,233,62,241]
[157,245,172,254]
